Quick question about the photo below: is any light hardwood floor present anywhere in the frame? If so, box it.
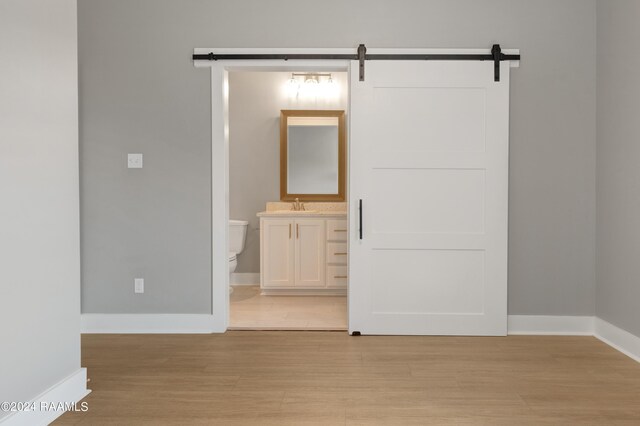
[55,333,640,425]
[229,285,347,330]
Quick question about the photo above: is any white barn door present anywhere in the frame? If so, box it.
[349,59,510,336]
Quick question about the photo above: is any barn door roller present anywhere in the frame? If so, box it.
[192,44,520,82]
[357,44,366,81]
[491,44,504,82]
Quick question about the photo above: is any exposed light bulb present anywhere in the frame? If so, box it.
[303,77,320,98]
[286,75,299,98]
[324,75,339,98]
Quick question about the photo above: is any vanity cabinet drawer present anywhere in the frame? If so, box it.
[327,242,348,264]
[326,219,348,241]
[327,265,348,288]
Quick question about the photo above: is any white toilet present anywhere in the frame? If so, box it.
[229,219,249,293]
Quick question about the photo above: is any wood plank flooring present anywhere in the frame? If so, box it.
[55,333,640,425]
[229,285,347,330]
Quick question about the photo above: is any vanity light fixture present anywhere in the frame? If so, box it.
[304,75,320,84]
[290,72,332,82]
[286,73,338,98]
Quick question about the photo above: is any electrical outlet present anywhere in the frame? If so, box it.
[128,153,143,169]
[134,278,144,294]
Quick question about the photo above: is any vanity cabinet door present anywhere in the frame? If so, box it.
[261,218,295,288]
[294,219,326,287]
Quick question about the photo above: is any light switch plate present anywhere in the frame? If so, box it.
[134,278,144,294]
[128,153,143,168]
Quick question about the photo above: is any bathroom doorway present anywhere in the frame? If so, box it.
[225,68,350,330]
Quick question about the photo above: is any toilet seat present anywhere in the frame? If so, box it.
[228,252,237,262]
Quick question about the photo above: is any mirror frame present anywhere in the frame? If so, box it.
[280,109,346,202]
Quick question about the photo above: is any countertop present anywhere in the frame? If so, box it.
[258,201,347,218]
[257,210,347,218]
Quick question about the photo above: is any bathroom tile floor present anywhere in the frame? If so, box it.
[229,285,347,330]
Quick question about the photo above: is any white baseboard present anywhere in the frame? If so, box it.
[80,313,640,363]
[507,315,594,335]
[81,314,221,334]
[508,315,639,363]
[230,272,259,286]
[594,318,640,363]
[0,369,90,426]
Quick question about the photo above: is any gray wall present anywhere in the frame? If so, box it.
[596,0,640,336]
[229,72,347,273]
[0,0,81,414]
[79,0,597,315]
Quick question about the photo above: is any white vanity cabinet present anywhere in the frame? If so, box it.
[259,214,347,295]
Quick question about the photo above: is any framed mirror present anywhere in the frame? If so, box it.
[280,110,346,201]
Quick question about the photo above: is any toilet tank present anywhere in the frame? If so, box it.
[229,220,249,255]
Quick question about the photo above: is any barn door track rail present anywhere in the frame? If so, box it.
[192,44,520,82]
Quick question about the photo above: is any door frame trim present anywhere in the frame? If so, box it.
[196,49,350,332]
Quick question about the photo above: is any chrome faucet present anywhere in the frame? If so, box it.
[292,198,305,211]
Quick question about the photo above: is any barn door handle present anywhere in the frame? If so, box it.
[359,199,363,240]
